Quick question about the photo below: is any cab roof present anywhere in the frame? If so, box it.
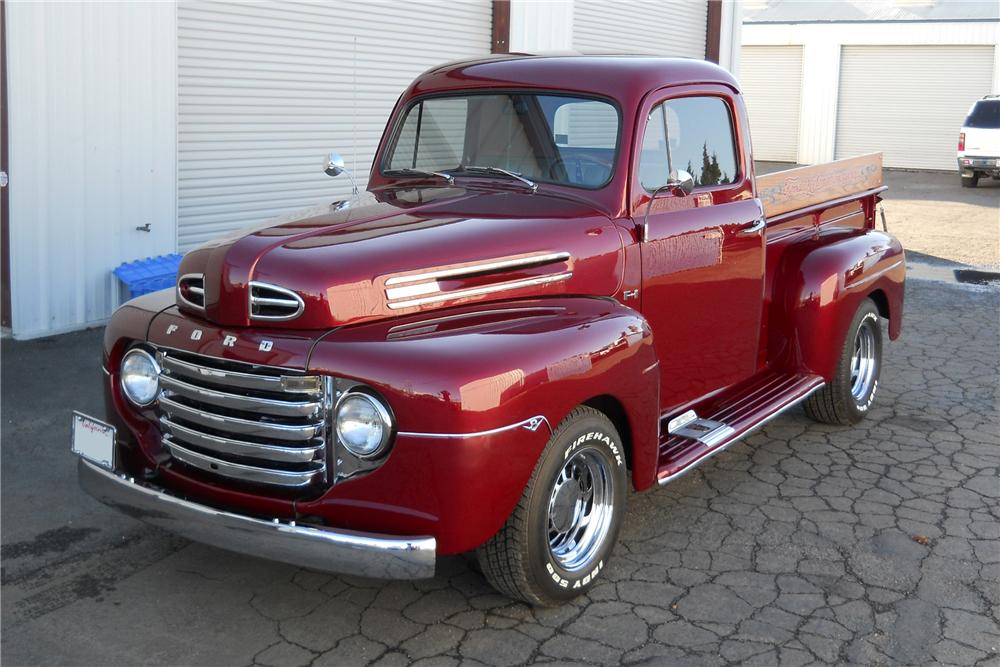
[406,55,741,104]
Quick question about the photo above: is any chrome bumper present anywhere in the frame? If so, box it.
[77,459,436,579]
[959,156,1000,170]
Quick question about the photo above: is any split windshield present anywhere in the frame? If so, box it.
[383,93,620,189]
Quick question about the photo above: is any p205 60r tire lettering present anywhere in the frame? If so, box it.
[546,559,603,589]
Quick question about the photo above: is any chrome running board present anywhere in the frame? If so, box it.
[657,372,825,486]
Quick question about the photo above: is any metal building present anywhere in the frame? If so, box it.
[2,0,742,339]
[739,0,1000,169]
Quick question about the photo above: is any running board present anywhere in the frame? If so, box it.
[657,372,825,486]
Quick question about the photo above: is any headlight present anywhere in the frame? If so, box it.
[120,348,160,406]
[335,391,392,458]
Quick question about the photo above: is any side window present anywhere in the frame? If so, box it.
[637,96,739,192]
[667,97,738,187]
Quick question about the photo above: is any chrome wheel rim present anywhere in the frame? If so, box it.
[547,446,615,572]
[850,318,878,402]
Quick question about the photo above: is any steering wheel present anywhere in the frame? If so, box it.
[548,155,613,182]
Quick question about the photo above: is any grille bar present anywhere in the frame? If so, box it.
[160,396,323,442]
[161,375,323,418]
[163,437,324,488]
[155,349,331,489]
[159,354,322,396]
[161,417,323,464]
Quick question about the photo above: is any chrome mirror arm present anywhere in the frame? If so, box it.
[643,184,672,243]
[641,169,695,242]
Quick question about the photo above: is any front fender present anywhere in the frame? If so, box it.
[775,229,905,380]
[304,297,659,554]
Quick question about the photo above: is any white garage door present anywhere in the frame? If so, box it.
[177,1,490,250]
[573,0,707,58]
[836,45,996,170]
[739,46,803,163]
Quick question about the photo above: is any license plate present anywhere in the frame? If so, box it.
[995,159,1000,167]
[71,412,116,470]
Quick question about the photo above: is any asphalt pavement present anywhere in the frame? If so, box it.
[2,168,999,665]
[2,276,997,666]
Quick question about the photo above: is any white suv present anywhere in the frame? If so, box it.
[958,95,1000,188]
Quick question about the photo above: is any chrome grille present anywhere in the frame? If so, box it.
[177,274,205,310]
[249,282,304,321]
[155,350,330,488]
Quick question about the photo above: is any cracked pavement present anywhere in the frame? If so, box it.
[2,277,998,666]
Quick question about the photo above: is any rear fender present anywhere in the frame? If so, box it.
[304,297,660,554]
[773,229,904,379]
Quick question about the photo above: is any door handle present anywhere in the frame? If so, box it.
[739,217,766,236]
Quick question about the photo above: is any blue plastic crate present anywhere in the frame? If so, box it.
[114,253,183,300]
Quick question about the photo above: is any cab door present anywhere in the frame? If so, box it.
[631,87,765,413]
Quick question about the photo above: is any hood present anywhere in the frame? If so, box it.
[175,186,626,329]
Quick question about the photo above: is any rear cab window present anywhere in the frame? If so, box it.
[964,99,1000,129]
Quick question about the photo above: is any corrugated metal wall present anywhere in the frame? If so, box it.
[743,21,1000,166]
[176,0,491,250]
[836,45,996,170]
[510,0,574,52]
[6,0,718,337]
[573,0,708,58]
[6,2,177,339]
[739,46,803,162]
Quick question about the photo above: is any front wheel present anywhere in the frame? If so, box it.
[804,299,883,425]
[476,406,627,606]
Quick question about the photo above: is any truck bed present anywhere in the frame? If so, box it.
[755,152,884,220]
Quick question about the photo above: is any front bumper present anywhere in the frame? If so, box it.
[77,458,436,579]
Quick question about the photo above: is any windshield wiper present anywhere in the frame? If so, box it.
[383,168,455,185]
[455,165,538,193]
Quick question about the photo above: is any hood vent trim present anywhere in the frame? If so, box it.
[249,282,305,321]
[383,252,572,310]
[177,273,206,311]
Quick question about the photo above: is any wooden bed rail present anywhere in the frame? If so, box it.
[756,153,883,219]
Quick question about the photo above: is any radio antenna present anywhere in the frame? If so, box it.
[352,36,357,191]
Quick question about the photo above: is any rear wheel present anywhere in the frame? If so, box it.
[961,172,980,188]
[476,406,626,606]
[804,299,883,425]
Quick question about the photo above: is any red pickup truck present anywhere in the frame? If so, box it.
[72,56,904,606]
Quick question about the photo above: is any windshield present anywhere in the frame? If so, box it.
[964,100,1000,129]
[383,93,620,189]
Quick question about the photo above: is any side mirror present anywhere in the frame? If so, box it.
[324,152,346,177]
[667,169,695,196]
[323,151,359,194]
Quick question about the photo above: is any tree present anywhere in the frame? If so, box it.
[698,142,724,186]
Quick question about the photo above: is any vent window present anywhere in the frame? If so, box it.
[249,282,304,321]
